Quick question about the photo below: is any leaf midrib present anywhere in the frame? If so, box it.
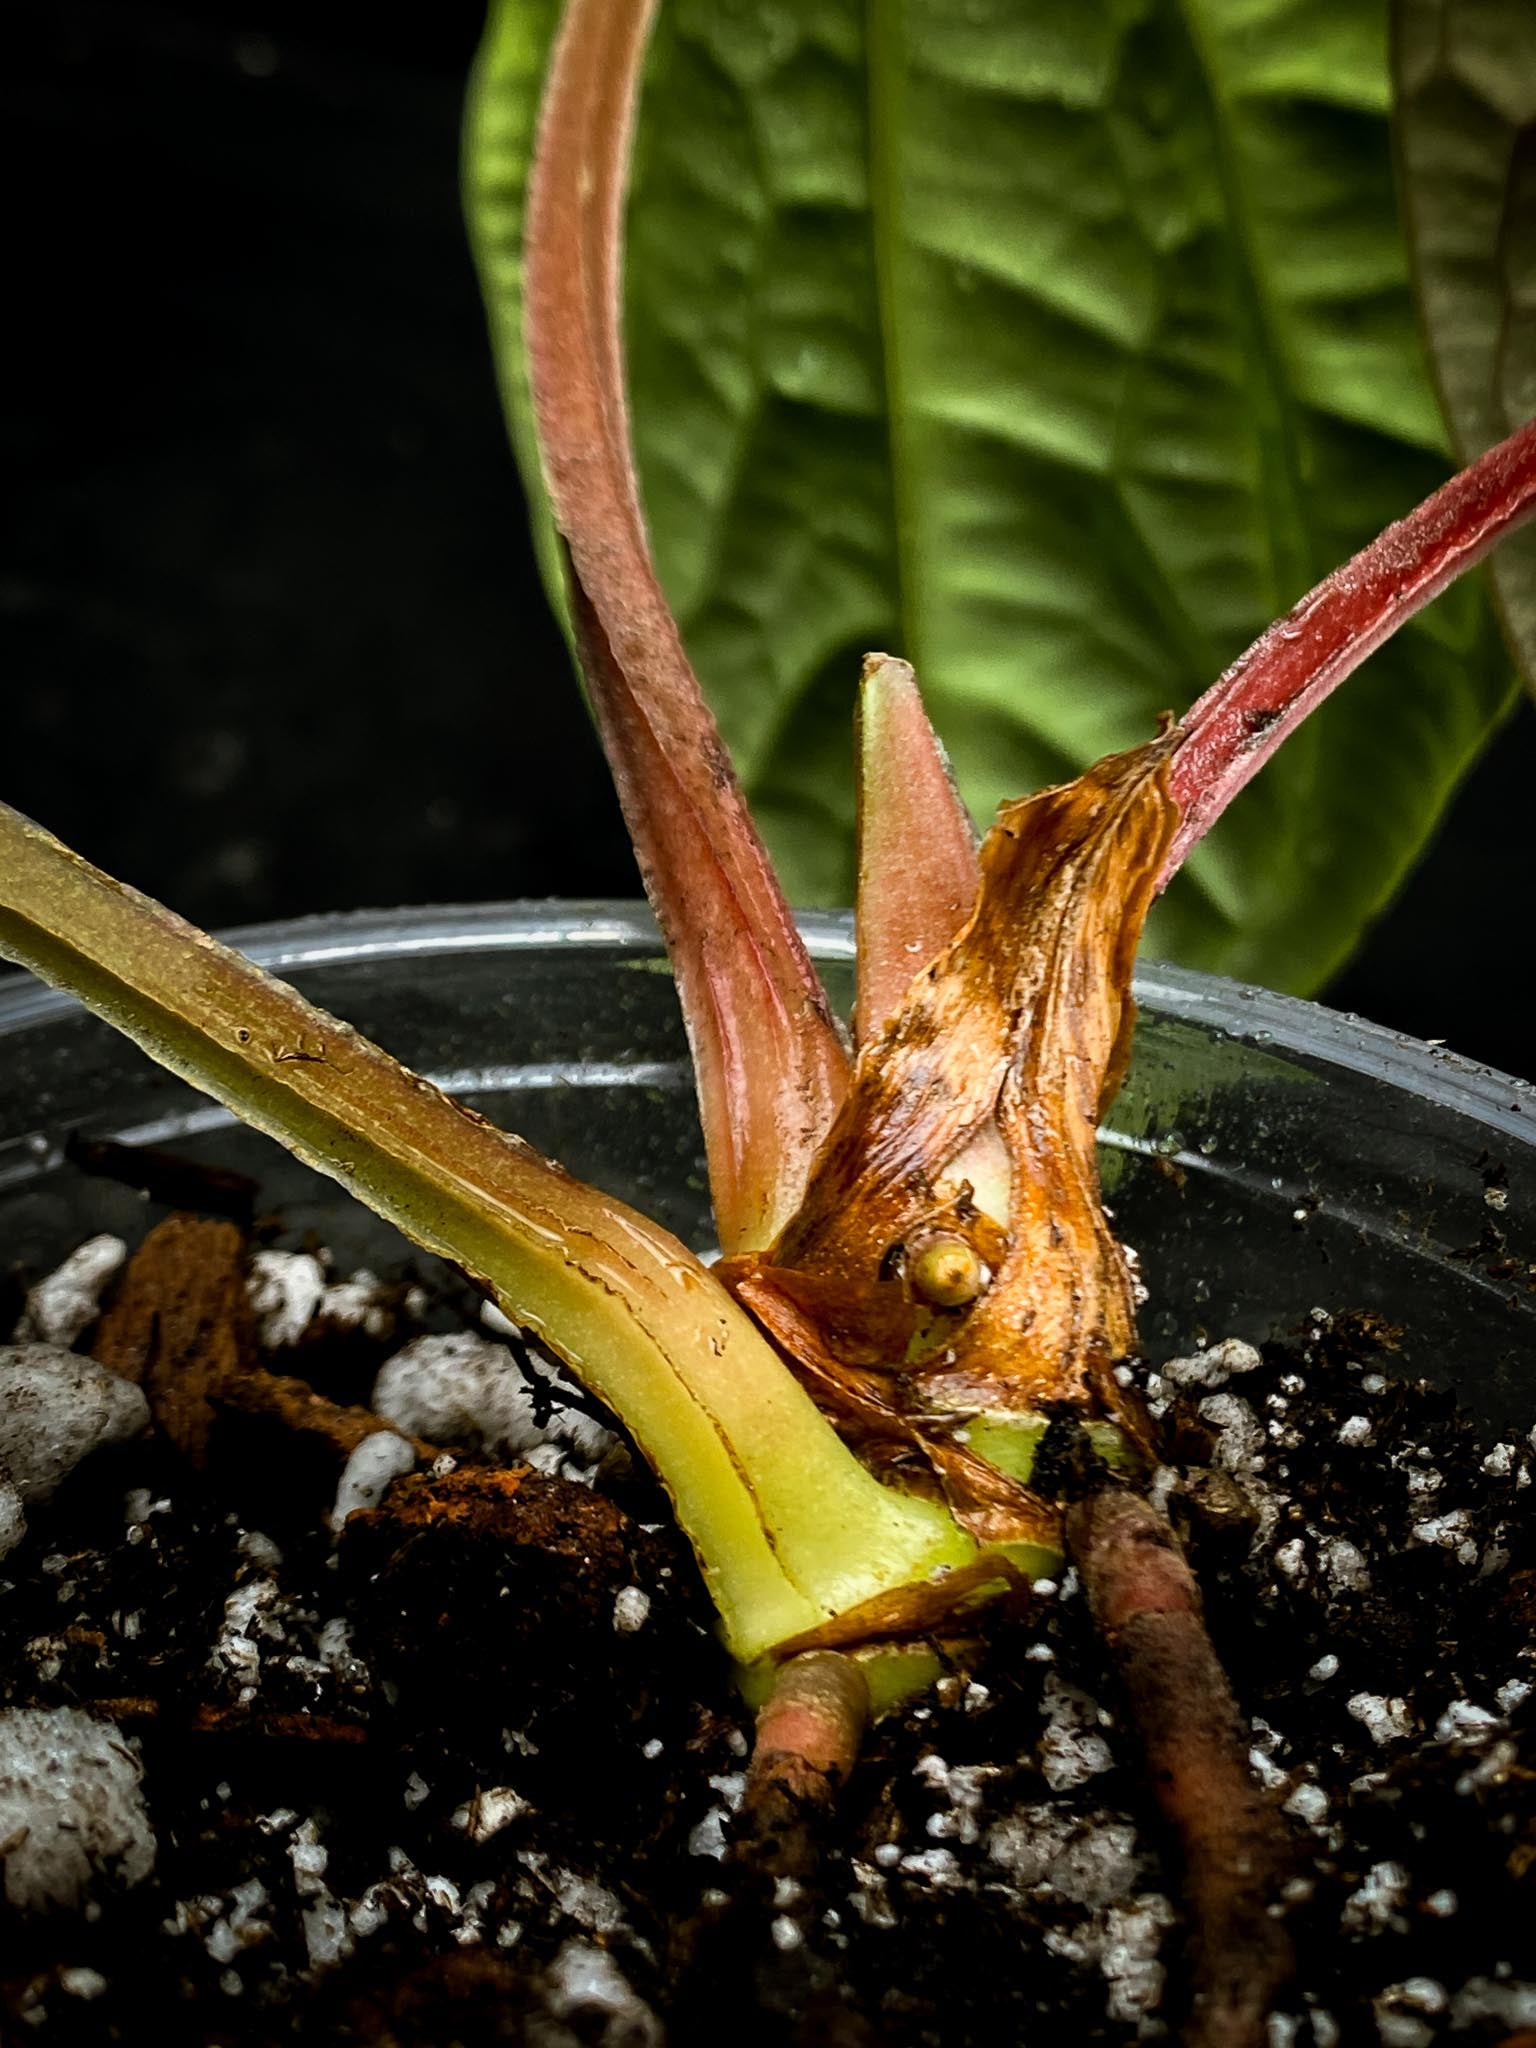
[859,2,1320,703]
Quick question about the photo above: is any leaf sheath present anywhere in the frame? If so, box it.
[522,0,849,1254]
[853,654,980,1046]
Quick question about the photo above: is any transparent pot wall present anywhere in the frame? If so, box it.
[1,905,1532,1426]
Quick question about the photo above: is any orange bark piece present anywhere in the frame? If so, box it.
[93,1213,407,1467]
[92,1214,257,1465]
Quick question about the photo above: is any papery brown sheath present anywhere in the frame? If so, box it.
[720,736,1177,1538]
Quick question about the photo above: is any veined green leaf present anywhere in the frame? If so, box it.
[1392,0,1536,690]
[0,802,988,1668]
[467,0,1513,994]
[464,0,570,628]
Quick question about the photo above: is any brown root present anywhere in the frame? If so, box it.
[675,1653,875,2048]
[733,1651,870,1884]
[1066,1481,1296,2048]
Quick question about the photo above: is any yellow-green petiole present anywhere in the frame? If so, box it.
[0,801,1058,1671]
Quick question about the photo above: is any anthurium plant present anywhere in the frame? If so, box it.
[2,0,1535,2040]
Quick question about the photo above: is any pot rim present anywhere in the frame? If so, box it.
[1,899,1530,1144]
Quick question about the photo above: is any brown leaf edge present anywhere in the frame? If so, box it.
[522,0,850,1255]
[721,736,1176,1519]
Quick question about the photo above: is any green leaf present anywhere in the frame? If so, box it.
[1392,0,1536,692]
[464,0,571,628]
[467,0,1514,994]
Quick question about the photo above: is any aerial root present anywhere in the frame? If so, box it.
[1066,1480,1297,2048]
[676,1651,875,2048]
[735,1650,870,1882]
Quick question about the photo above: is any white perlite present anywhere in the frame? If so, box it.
[0,1706,156,1910]
[1160,1339,1262,1390]
[59,1967,109,2000]
[1196,1392,1269,1488]
[1282,1782,1328,1827]
[914,1754,996,1847]
[1038,1673,1115,1790]
[14,1235,126,1346]
[898,1846,962,1885]
[687,1807,729,1861]
[212,1574,283,1690]
[0,1345,149,1504]
[0,1472,25,1561]
[202,1877,272,1962]
[288,1819,329,1897]
[1435,1699,1500,1743]
[1409,1509,1472,1549]
[544,1867,629,1936]
[1450,1979,1536,2032]
[612,1586,650,1634]
[1374,1979,1450,2048]
[1249,1746,1288,1792]
[1102,1893,1177,2028]
[1346,1693,1414,1746]
[1319,1536,1370,1595]
[329,1431,416,1530]
[246,1250,326,1348]
[452,1786,530,1844]
[987,1805,1144,1907]
[315,1269,392,1339]
[287,1818,354,1971]
[302,1895,353,1972]
[373,1332,616,1466]
[1341,1859,1411,1934]
[542,1940,663,2047]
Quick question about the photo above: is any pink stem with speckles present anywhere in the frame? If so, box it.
[1162,419,1536,882]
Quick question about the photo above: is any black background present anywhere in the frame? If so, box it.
[7,0,1533,1081]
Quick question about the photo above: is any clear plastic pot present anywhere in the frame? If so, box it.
[1,904,1531,1422]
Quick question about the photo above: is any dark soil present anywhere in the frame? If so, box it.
[2,1209,1534,2047]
